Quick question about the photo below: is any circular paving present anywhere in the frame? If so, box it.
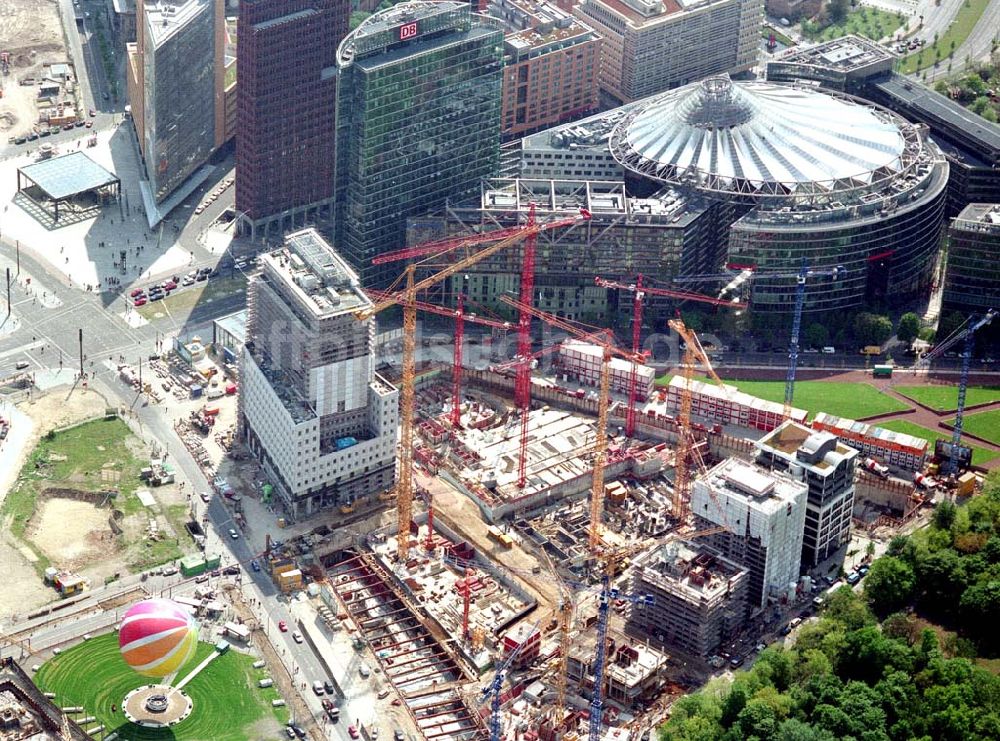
[121,684,193,727]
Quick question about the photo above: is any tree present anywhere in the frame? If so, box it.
[854,312,894,346]
[349,10,370,29]
[933,499,957,531]
[804,322,830,350]
[864,555,916,617]
[828,0,850,24]
[897,312,921,344]
[958,582,1000,652]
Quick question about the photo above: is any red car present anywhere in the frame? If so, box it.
[163,280,177,291]
[130,288,145,297]
[278,620,288,632]
[348,727,360,740]
[134,297,147,307]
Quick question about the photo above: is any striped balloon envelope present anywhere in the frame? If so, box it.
[119,598,199,678]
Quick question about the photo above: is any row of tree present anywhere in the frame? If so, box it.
[659,473,1000,741]
[863,474,1000,654]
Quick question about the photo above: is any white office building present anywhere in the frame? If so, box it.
[574,0,762,103]
[240,229,398,519]
[691,458,807,609]
[756,421,859,566]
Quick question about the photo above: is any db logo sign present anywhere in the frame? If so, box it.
[399,21,418,40]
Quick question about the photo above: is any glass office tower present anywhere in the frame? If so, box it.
[335,2,504,286]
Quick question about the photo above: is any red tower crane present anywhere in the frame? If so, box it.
[367,289,512,428]
[594,276,747,437]
[499,295,645,552]
[360,210,590,561]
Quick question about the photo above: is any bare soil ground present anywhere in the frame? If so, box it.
[26,497,111,566]
[416,469,562,624]
[0,0,68,139]
[0,387,115,620]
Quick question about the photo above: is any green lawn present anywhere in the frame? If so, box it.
[730,379,910,420]
[896,385,1000,412]
[138,276,247,320]
[35,633,289,741]
[877,419,998,465]
[0,417,183,575]
[654,376,910,420]
[2,418,144,542]
[803,7,905,42]
[946,409,1000,447]
[898,0,991,73]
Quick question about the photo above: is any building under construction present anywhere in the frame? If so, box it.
[627,540,748,657]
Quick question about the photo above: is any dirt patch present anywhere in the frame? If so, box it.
[0,0,71,138]
[26,497,113,567]
[0,538,54,620]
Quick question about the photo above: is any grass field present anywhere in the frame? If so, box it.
[895,385,1000,412]
[946,409,1000,447]
[35,633,289,741]
[803,7,905,42]
[898,0,991,73]
[137,276,246,320]
[877,419,998,465]
[727,379,910,420]
[1,418,145,561]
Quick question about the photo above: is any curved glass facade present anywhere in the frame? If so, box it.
[728,161,948,314]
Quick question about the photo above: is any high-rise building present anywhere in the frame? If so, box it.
[574,0,761,104]
[335,2,505,286]
[240,229,398,519]
[405,177,717,322]
[628,540,748,657]
[756,421,858,567]
[126,0,225,223]
[235,0,348,237]
[690,458,808,610]
[943,204,1000,314]
[487,0,601,140]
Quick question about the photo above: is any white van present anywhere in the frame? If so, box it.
[821,346,836,354]
[206,383,224,399]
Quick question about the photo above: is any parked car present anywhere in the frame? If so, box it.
[846,572,861,585]
[324,680,334,694]
[200,491,211,502]
[228,528,239,539]
[292,631,303,644]
[130,288,145,297]
[348,726,360,739]
[89,108,96,117]
[278,620,288,632]
[250,559,260,572]
[312,680,325,696]
[133,297,147,307]
[222,565,240,575]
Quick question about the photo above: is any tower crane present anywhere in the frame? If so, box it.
[356,209,591,562]
[366,289,512,428]
[908,309,996,475]
[594,275,747,437]
[667,316,732,522]
[777,261,845,419]
[676,262,844,419]
[499,295,646,552]
[480,621,541,741]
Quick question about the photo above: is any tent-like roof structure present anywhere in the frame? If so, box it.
[609,75,927,201]
[17,151,119,201]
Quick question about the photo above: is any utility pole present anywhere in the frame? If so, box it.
[5,267,9,318]
[78,328,84,378]
[138,357,142,389]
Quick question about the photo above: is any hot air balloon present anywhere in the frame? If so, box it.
[119,598,199,679]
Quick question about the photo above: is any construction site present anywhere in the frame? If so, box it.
[223,215,997,741]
